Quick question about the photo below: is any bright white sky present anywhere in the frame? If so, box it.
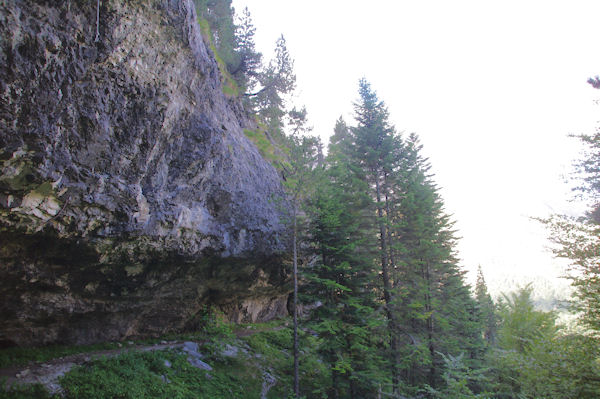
[231,0,600,295]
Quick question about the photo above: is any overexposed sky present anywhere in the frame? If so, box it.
[231,0,600,294]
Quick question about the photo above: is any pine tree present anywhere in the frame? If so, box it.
[332,80,484,395]
[347,78,404,393]
[232,7,262,94]
[541,77,600,336]
[283,130,320,398]
[380,133,485,393]
[304,120,387,398]
[249,35,296,140]
[474,266,497,347]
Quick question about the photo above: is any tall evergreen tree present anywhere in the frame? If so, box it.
[329,80,484,395]
[232,7,262,94]
[249,36,296,140]
[474,266,497,347]
[542,77,600,337]
[395,134,484,392]
[282,115,320,398]
[348,78,404,392]
[305,118,387,398]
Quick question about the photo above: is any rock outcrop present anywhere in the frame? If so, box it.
[0,0,290,347]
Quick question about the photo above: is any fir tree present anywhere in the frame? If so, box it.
[232,7,262,94]
[474,266,497,347]
[282,120,320,398]
[348,78,404,393]
[305,121,386,398]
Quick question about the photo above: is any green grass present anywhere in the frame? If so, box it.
[58,348,262,399]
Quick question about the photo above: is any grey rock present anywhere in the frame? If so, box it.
[221,343,239,357]
[182,341,200,355]
[187,357,212,371]
[16,369,30,378]
[261,371,277,399]
[0,0,290,347]
[182,340,211,370]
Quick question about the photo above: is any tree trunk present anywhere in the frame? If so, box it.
[293,203,300,398]
[374,171,400,393]
[383,172,399,289]
[425,261,435,387]
[332,367,339,399]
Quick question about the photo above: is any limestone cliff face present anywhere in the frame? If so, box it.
[0,0,290,346]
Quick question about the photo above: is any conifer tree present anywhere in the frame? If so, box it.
[233,7,262,94]
[348,78,404,392]
[282,107,320,398]
[249,36,296,140]
[384,133,484,393]
[542,77,600,336]
[474,266,497,347]
[305,118,386,398]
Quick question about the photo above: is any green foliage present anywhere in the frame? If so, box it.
[0,381,53,399]
[543,214,600,335]
[233,7,262,94]
[540,77,600,336]
[496,285,557,353]
[474,266,497,348]
[425,353,492,399]
[511,76,600,398]
[249,36,297,138]
[487,285,600,398]
[59,349,261,399]
[241,323,329,399]
[244,327,292,365]
[304,126,387,397]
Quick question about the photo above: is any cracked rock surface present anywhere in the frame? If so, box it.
[0,0,290,347]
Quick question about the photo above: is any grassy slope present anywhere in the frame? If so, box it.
[0,318,329,399]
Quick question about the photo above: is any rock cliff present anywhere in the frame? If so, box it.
[0,0,290,347]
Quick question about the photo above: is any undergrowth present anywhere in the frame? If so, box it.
[59,349,261,399]
[0,381,52,399]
